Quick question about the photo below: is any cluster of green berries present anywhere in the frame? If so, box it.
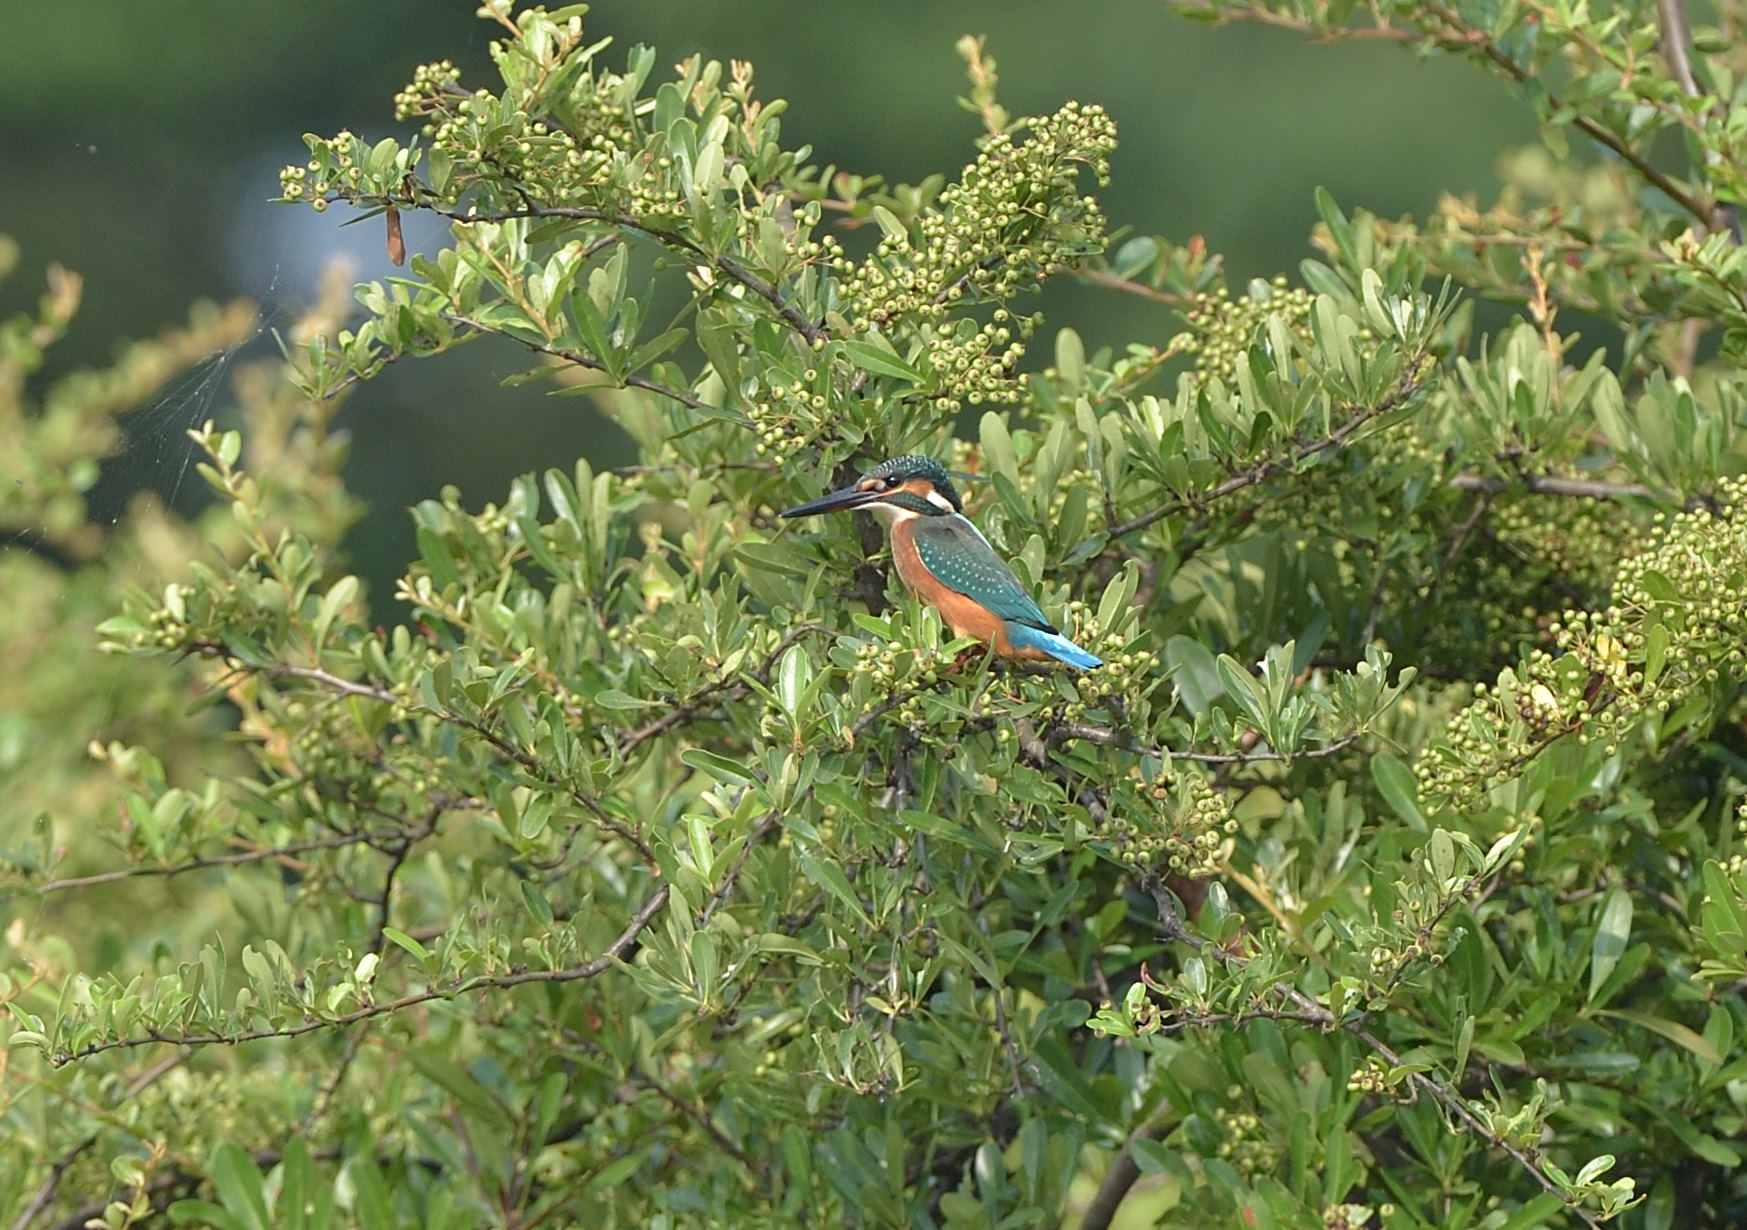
[848,637,918,690]
[1415,660,1603,813]
[461,98,630,208]
[280,130,367,210]
[1376,487,1601,664]
[399,56,639,207]
[140,584,196,650]
[1346,1058,1393,1094]
[1421,650,1587,811]
[287,698,373,785]
[1490,498,1629,594]
[921,312,1035,411]
[1060,601,1162,683]
[1213,1096,1281,1178]
[782,226,850,283]
[393,59,463,120]
[1367,931,1446,979]
[838,103,1115,331]
[1615,483,1747,651]
[748,376,830,462]
[1418,475,1747,812]
[126,575,269,658]
[1724,797,1747,876]
[1172,277,1316,380]
[1109,769,1236,879]
[1322,1204,1378,1230]
[1104,987,1167,1036]
[1363,870,1484,985]
[840,639,950,742]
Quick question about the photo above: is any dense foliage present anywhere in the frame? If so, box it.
[8,2,1747,1226]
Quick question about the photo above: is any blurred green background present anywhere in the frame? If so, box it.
[1,0,1533,587]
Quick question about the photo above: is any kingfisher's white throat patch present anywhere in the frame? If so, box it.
[869,501,919,524]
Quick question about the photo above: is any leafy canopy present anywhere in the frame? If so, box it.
[7,2,1747,1228]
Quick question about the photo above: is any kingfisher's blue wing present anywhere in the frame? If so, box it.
[911,517,1055,632]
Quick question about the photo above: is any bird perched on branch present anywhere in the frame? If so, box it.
[780,455,1102,669]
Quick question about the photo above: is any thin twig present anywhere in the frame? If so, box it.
[440,310,732,418]
[1168,2,1420,42]
[1447,473,1665,502]
[366,808,439,956]
[9,1056,186,1230]
[300,1025,370,1135]
[181,641,660,867]
[1101,373,1423,544]
[1653,0,1742,240]
[699,812,782,927]
[1077,269,1185,304]
[1420,0,1712,227]
[12,828,408,899]
[53,886,670,1065]
[9,1141,95,1230]
[633,1067,771,1182]
[1075,1112,1171,1230]
[1171,0,1714,231]
[976,915,1027,1097]
[421,202,826,344]
[1142,879,1605,1229]
[1420,489,1494,616]
[1054,721,1361,766]
[619,624,825,756]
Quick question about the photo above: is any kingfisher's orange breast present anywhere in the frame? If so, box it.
[889,518,1025,655]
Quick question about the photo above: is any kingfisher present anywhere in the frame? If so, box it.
[780,455,1102,669]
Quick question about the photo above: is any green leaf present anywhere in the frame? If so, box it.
[680,748,761,788]
[1589,887,1634,1004]
[311,575,359,646]
[1491,1192,1568,1230]
[409,1050,512,1128]
[415,527,462,590]
[380,928,430,963]
[275,1138,312,1230]
[1130,1137,1175,1175]
[208,1142,271,1230]
[596,689,652,711]
[871,205,907,242]
[516,515,561,575]
[799,853,871,926]
[520,880,555,924]
[1164,636,1222,716]
[341,1155,394,1228]
[170,1201,245,1229]
[776,644,809,719]
[1643,621,1668,685]
[737,541,817,579]
[1371,752,1425,831]
[896,808,1000,855]
[980,411,1019,484]
[1027,1035,1104,1119]
[585,1153,642,1196]
[1598,1008,1722,1065]
[1314,186,1359,271]
[838,340,922,383]
[1215,654,1270,732]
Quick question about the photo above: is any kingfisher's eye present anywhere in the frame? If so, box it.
[883,476,901,489]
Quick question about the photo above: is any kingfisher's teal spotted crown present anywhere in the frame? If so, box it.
[866,455,963,511]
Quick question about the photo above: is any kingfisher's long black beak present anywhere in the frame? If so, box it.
[779,485,883,518]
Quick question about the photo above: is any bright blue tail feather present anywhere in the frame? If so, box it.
[1007,624,1102,669]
